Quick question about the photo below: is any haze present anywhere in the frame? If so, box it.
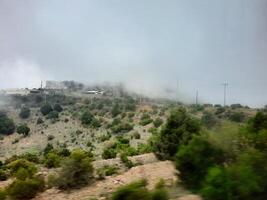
[0,0,267,107]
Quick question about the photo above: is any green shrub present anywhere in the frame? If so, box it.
[17,124,30,136]
[36,117,44,124]
[175,136,224,189]
[102,148,116,159]
[153,118,163,128]
[7,159,37,180]
[19,107,30,119]
[81,110,94,125]
[44,152,61,168]
[7,177,45,199]
[40,103,53,115]
[132,131,141,139]
[54,103,63,112]
[228,112,245,122]
[140,113,153,126]
[154,108,200,160]
[46,111,59,119]
[0,111,15,135]
[43,143,54,155]
[0,189,6,200]
[111,179,168,200]
[111,103,121,117]
[120,154,134,169]
[201,112,217,128]
[0,169,8,181]
[55,149,94,189]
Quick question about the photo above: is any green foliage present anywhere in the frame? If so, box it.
[153,118,163,128]
[111,103,121,117]
[0,169,8,181]
[55,149,94,189]
[40,103,53,115]
[7,176,45,199]
[7,159,37,180]
[228,112,245,122]
[201,166,230,200]
[215,107,225,115]
[249,112,267,132]
[53,103,63,112]
[43,143,54,155]
[140,113,153,126]
[17,123,30,136]
[201,112,217,128]
[102,148,117,159]
[0,111,15,135]
[46,111,59,119]
[19,106,31,119]
[154,108,200,160]
[0,189,6,200]
[111,122,133,134]
[44,152,61,168]
[120,154,134,169]
[132,131,141,139]
[96,165,118,179]
[111,179,169,200]
[175,136,224,189]
[36,117,44,124]
[81,110,94,125]
[202,149,267,200]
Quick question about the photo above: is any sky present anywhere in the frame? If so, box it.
[0,0,267,107]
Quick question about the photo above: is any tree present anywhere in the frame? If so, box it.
[17,124,30,136]
[19,107,31,119]
[111,103,121,117]
[201,112,217,128]
[81,110,93,125]
[153,118,163,128]
[53,103,63,112]
[154,108,200,160]
[40,103,53,115]
[55,149,94,189]
[46,111,59,119]
[175,136,224,189]
[0,111,15,135]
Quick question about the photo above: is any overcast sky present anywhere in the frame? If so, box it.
[0,0,267,107]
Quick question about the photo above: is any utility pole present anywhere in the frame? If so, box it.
[222,82,228,107]
[195,89,198,105]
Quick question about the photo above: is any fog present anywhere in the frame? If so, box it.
[0,0,267,107]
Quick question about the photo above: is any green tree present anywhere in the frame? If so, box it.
[154,108,200,160]
[53,103,63,112]
[0,111,15,135]
[55,149,94,189]
[17,124,30,136]
[81,110,93,125]
[19,107,31,119]
[40,103,53,115]
[175,136,224,189]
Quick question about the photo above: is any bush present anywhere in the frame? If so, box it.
[201,112,217,128]
[53,103,63,112]
[0,189,6,200]
[19,107,30,119]
[228,112,245,122]
[44,152,61,168]
[153,118,163,128]
[120,154,134,169]
[55,149,94,189]
[81,110,94,125]
[0,112,15,135]
[154,108,200,160]
[43,143,54,155]
[7,177,45,199]
[175,136,224,189]
[111,123,133,134]
[7,159,37,180]
[111,103,121,117]
[40,103,53,115]
[46,111,59,119]
[102,148,117,159]
[132,131,141,139]
[36,117,44,124]
[17,124,30,136]
[140,114,153,126]
[111,179,168,200]
[0,169,8,181]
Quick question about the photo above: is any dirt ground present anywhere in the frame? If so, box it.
[34,160,201,200]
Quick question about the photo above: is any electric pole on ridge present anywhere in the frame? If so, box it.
[222,82,228,107]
